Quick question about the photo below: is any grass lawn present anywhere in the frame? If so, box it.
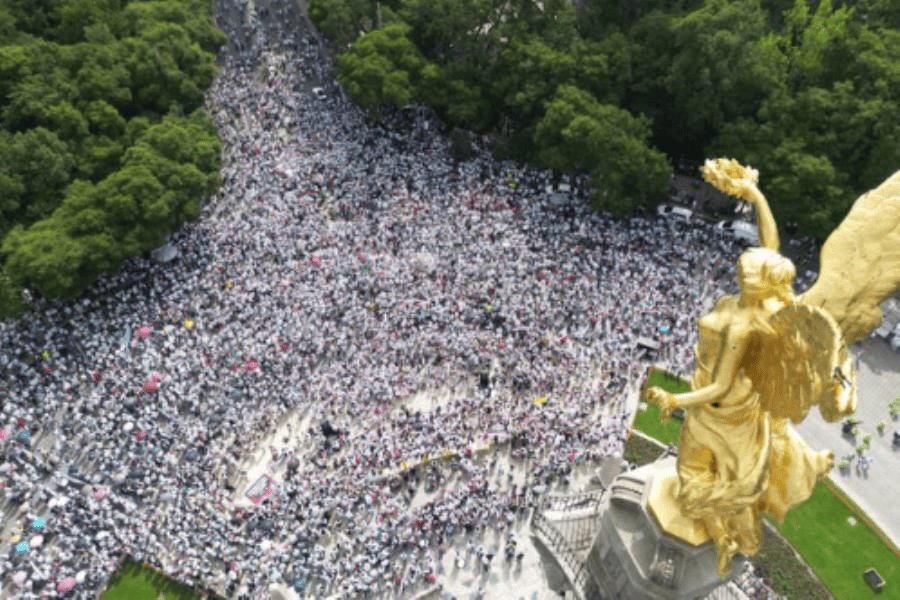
[623,432,667,467]
[102,560,199,600]
[754,525,831,600]
[633,368,690,445]
[773,482,899,600]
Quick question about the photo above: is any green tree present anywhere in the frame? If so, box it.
[308,0,376,49]
[573,34,632,106]
[577,0,703,38]
[2,220,96,299]
[0,0,60,37]
[493,38,576,136]
[117,0,226,54]
[661,0,786,157]
[0,4,20,44]
[2,60,77,130]
[44,101,89,144]
[0,127,75,229]
[123,22,217,114]
[53,0,121,44]
[534,85,671,215]
[0,0,223,308]
[73,41,132,109]
[0,267,24,319]
[337,23,431,111]
[399,0,494,62]
[3,113,220,299]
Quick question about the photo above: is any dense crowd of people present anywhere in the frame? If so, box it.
[0,0,754,597]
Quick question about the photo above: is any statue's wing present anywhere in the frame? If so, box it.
[745,304,856,423]
[799,171,900,345]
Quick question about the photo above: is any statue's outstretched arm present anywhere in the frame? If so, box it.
[648,324,750,414]
[701,158,780,251]
[743,184,780,252]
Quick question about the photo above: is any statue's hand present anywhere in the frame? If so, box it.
[647,387,678,423]
[702,158,760,203]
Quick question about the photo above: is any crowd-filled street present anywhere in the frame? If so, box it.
[0,0,765,597]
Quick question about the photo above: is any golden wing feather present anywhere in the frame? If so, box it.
[800,171,900,345]
[745,304,856,423]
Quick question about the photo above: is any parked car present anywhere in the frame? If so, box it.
[716,219,759,245]
[657,204,693,222]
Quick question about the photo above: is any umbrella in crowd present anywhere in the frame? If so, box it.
[56,576,78,593]
[12,571,27,586]
[0,428,10,440]
[137,326,153,339]
[31,535,44,548]
[17,430,31,442]
[31,517,46,530]
[92,488,108,501]
[143,374,162,393]
[15,541,29,554]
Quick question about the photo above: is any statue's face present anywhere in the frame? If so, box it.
[736,260,753,297]
[736,258,767,304]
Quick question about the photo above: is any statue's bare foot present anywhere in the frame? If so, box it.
[715,536,739,577]
[816,449,834,479]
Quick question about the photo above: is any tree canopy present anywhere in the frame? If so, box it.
[0,0,224,317]
[313,0,899,239]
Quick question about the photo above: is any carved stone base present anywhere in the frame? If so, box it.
[586,457,743,599]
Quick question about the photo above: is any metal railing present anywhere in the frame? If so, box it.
[532,511,591,599]
[540,490,605,513]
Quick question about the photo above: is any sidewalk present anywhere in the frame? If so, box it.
[795,337,900,549]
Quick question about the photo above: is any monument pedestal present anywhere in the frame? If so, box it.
[585,457,743,599]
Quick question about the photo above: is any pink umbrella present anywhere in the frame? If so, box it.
[0,428,9,440]
[245,360,260,372]
[12,571,27,586]
[143,372,162,393]
[137,326,153,339]
[56,577,77,593]
[310,256,321,267]
[135,430,147,441]
[92,488,108,501]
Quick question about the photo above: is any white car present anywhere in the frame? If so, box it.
[716,219,759,245]
[312,87,326,100]
[657,204,692,222]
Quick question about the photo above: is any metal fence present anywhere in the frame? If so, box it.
[540,490,605,513]
[532,511,591,599]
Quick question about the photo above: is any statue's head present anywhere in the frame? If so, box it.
[737,247,795,304]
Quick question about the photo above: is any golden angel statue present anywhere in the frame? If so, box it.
[645,159,900,577]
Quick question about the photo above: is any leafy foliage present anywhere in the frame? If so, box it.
[534,85,670,214]
[336,23,431,111]
[0,0,224,316]
[313,0,898,238]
